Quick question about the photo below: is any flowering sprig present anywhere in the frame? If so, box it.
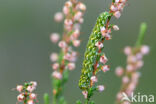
[78,0,128,103]
[115,23,150,104]
[49,0,86,104]
[15,81,37,104]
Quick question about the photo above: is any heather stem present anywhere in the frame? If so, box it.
[53,96,56,104]
[135,23,147,47]
[44,93,50,104]
[24,92,28,104]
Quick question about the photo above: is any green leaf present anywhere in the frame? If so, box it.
[76,100,82,104]
[44,93,50,104]
[90,101,95,104]
[59,97,67,104]
[136,22,147,46]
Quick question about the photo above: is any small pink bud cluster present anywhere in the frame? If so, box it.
[110,0,127,19]
[51,0,86,80]
[54,12,64,22]
[98,54,109,73]
[50,33,60,43]
[82,90,88,99]
[63,1,85,31]
[116,45,150,103]
[125,45,149,71]
[89,54,108,93]
[100,25,119,41]
[16,81,37,104]
[82,85,105,99]
[100,27,112,40]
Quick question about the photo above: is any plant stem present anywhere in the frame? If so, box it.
[135,23,147,47]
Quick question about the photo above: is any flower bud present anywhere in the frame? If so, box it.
[54,12,64,22]
[17,94,24,102]
[97,85,105,92]
[50,33,60,43]
[101,65,110,72]
[91,76,98,83]
[29,93,36,99]
[16,85,23,92]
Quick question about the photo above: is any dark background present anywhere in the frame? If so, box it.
[0,0,155,104]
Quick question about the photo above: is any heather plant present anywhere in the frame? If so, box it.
[115,23,150,104]
[48,0,86,104]
[15,81,37,104]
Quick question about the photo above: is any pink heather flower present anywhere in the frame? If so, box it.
[16,85,23,92]
[127,55,137,63]
[115,66,124,77]
[67,63,75,70]
[74,11,82,21]
[132,72,141,80]
[78,18,84,24]
[101,27,107,37]
[114,11,121,19]
[120,0,127,3]
[70,56,77,62]
[136,53,143,60]
[118,3,124,11]
[91,76,98,83]
[17,94,24,102]
[71,51,78,57]
[52,63,59,70]
[122,101,131,104]
[97,85,105,92]
[73,40,81,47]
[113,25,119,31]
[50,33,60,43]
[64,19,73,26]
[126,64,134,72]
[100,55,108,64]
[115,0,120,3]
[124,46,131,55]
[29,93,36,99]
[101,65,110,72]
[128,83,136,91]
[122,76,129,84]
[27,86,35,92]
[110,5,118,12]
[141,45,150,55]
[82,91,88,99]
[52,71,62,80]
[77,3,86,11]
[50,53,58,62]
[136,60,144,68]
[108,28,112,33]
[117,92,123,100]
[63,6,69,15]
[95,42,104,49]
[58,41,67,48]
[30,81,37,87]
[27,100,34,104]
[72,29,80,38]
[126,89,133,97]
[64,53,71,61]
[105,33,112,40]
[65,1,72,7]
[100,56,107,64]
[54,12,64,22]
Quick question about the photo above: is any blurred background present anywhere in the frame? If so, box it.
[0,0,156,104]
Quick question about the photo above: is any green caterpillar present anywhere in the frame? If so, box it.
[79,12,112,90]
